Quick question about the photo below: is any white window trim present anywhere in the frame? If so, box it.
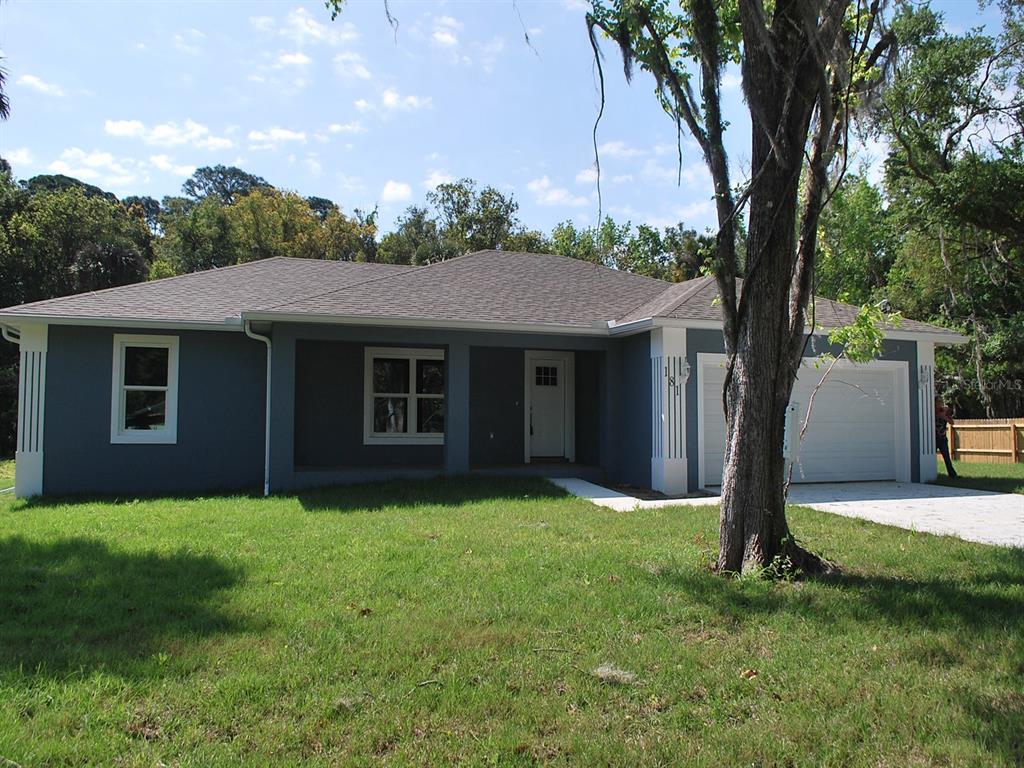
[363,346,445,446]
[110,334,180,445]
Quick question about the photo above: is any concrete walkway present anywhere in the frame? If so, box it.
[548,477,1024,548]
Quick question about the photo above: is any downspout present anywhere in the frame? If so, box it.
[244,319,272,497]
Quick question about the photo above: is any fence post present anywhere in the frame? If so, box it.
[949,422,956,460]
[1013,422,1021,464]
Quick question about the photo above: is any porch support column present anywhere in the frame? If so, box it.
[444,341,470,475]
[917,340,938,483]
[13,324,48,498]
[650,326,688,495]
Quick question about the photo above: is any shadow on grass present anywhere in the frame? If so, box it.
[934,474,1024,495]
[646,546,1024,633]
[0,536,251,678]
[11,476,570,515]
[962,687,1024,766]
[296,475,568,513]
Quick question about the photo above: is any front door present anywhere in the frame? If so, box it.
[529,359,566,458]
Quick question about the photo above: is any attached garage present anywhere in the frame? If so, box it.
[697,353,912,488]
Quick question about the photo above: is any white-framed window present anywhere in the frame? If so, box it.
[110,334,180,445]
[363,347,445,445]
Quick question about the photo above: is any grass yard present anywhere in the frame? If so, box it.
[0,459,13,490]
[934,458,1024,495]
[0,478,1021,767]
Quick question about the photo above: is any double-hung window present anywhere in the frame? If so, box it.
[363,347,444,445]
[111,334,179,444]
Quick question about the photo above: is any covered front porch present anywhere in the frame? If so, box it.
[263,322,652,492]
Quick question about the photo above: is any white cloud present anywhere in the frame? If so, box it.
[105,118,233,150]
[104,119,146,138]
[563,0,590,10]
[6,147,34,166]
[721,70,742,91]
[305,154,322,176]
[281,7,357,46]
[380,180,412,203]
[338,173,365,194]
[432,15,462,47]
[328,121,366,134]
[598,140,645,158]
[334,51,371,79]
[277,51,311,67]
[642,158,679,185]
[250,15,275,31]
[17,74,65,97]
[248,126,307,149]
[612,173,634,184]
[149,154,196,176]
[423,169,453,189]
[382,88,431,110]
[172,29,205,55]
[474,36,506,74]
[575,167,598,184]
[640,200,715,228]
[357,88,432,115]
[527,176,588,207]
[47,147,141,188]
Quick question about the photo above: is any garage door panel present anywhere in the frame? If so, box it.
[701,360,903,487]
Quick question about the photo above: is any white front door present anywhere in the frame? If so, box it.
[529,359,566,458]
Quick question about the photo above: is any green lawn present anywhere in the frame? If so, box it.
[1,478,1021,766]
[0,459,13,490]
[935,458,1024,495]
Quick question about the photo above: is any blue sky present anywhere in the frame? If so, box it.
[0,0,999,234]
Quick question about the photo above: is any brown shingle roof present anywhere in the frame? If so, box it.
[256,250,669,327]
[0,250,957,337]
[0,257,411,325]
[622,275,950,335]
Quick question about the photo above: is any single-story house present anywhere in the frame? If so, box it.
[0,250,964,499]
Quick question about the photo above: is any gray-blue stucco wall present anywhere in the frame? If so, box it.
[684,329,920,491]
[267,323,649,491]
[43,325,266,496]
[615,332,652,489]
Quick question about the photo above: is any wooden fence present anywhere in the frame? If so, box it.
[948,419,1024,464]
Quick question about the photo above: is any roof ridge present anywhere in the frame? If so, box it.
[256,259,439,313]
[3,256,290,313]
[614,274,714,323]
[253,250,545,314]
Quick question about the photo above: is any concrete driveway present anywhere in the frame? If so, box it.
[786,482,1023,548]
[550,478,1024,548]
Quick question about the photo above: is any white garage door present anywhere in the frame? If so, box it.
[700,358,907,487]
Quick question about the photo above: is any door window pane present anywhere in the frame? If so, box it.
[124,346,169,387]
[124,390,166,430]
[373,358,409,394]
[535,366,558,386]
[373,397,408,433]
[417,360,444,395]
[417,398,445,433]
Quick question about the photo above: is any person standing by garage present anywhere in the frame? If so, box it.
[935,396,959,478]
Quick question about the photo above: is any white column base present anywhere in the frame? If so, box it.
[651,457,688,496]
[14,451,43,498]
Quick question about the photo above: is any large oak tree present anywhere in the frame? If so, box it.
[586,0,896,574]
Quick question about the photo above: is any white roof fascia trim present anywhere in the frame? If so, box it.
[242,311,611,336]
[611,316,967,344]
[0,314,243,332]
